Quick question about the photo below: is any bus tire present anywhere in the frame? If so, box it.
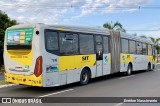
[126,64,132,76]
[147,63,151,71]
[80,68,90,85]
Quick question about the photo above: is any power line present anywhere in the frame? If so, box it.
[1,3,160,10]
[127,29,160,31]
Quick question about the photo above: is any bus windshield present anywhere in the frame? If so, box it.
[7,28,34,45]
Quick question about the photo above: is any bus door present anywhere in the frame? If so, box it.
[102,36,111,75]
[95,35,103,77]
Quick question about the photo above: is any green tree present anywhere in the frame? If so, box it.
[0,10,18,69]
[149,37,160,52]
[103,21,126,32]
[149,37,160,62]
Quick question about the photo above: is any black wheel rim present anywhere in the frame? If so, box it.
[81,71,88,82]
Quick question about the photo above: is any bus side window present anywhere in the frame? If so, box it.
[148,44,152,55]
[59,32,78,55]
[79,34,94,54]
[129,40,136,54]
[136,42,142,54]
[121,38,129,54]
[142,43,147,55]
[45,31,58,50]
[45,30,59,55]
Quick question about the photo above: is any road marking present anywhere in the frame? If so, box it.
[114,103,123,106]
[0,84,18,88]
[119,75,135,79]
[39,89,74,97]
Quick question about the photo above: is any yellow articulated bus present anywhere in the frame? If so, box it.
[4,24,156,87]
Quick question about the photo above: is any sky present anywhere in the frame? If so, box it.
[0,0,160,38]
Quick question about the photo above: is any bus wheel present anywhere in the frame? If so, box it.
[126,64,132,76]
[80,68,90,85]
[147,63,151,71]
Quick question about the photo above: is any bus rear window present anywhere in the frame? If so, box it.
[7,28,34,45]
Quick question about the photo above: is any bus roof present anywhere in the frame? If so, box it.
[7,23,154,45]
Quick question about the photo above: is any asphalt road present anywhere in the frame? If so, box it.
[0,65,160,106]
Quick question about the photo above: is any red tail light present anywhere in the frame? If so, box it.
[34,56,43,77]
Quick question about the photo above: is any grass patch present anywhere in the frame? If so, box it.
[0,80,9,85]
